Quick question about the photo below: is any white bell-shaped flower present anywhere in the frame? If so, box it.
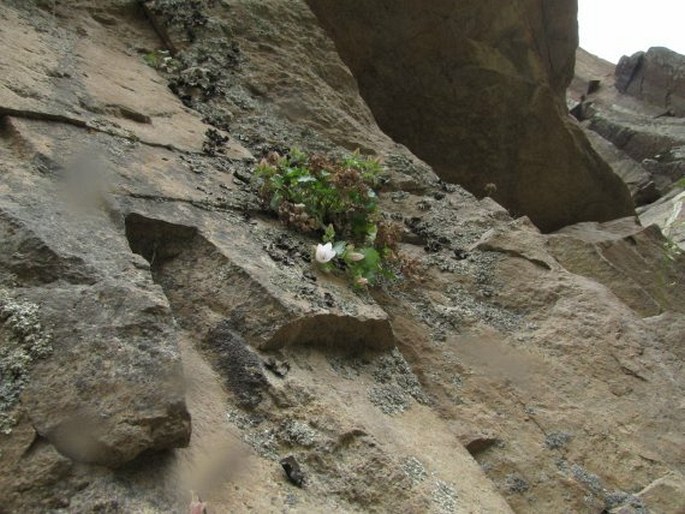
[315,242,336,263]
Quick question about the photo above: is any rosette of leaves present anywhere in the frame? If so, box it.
[254,149,401,286]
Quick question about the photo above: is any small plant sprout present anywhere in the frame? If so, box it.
[254,148,406,287]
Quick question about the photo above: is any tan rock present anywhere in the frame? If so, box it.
[1,1,684,513]
[636,473,685,514]
[548,218,685,316]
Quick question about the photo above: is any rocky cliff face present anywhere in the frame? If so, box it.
[306,0,634,232]
[571,47,685,250]
[0,1,683,513]
[616,47,685,117]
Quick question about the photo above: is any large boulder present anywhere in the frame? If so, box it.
[305,0,634,232]
[616,47,685,116]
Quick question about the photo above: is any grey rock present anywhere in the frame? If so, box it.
[572,48,685,200]
[18,266,191,467]
[280,455,305,487]
[0,129,191,468]
[123,209,396,353]
[615,51,645,93]
[583,129,659,206]
[616,47,685,116]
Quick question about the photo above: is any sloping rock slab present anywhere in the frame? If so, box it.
[471,216,562,271]
[583,129,659,206]
[123,202,396,353]
[638,187,685,250]
[0,2,249,157]
[548,218,685,316]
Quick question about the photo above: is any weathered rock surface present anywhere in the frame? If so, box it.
[306,0,634,232]
[123,210,395,353]
[0,1,684,513]
[0,127,191,472]
[582,129,658,206]
[616,47,685,116]
[589,113,685,192]
[638,186,685,250]
[571,47,685,243]
[549,219,685,316]
[615,51,646,95]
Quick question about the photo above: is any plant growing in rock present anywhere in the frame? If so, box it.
[254,149,403,287]
[142,49,175,71]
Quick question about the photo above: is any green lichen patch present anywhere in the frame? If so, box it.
[143,0,242,125]
[147,0,214,36]
[0,289,52,434]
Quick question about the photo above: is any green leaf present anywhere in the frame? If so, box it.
[323,224,336,243]
[360,247,381,268]
[285,167,301,180]
[366,224,378,242]
[332,240,347,255]
[270,192,282,211]
[289,147,307,163]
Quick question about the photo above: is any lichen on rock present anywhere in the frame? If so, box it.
[1,0,684,512]
[0,288,52,434]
